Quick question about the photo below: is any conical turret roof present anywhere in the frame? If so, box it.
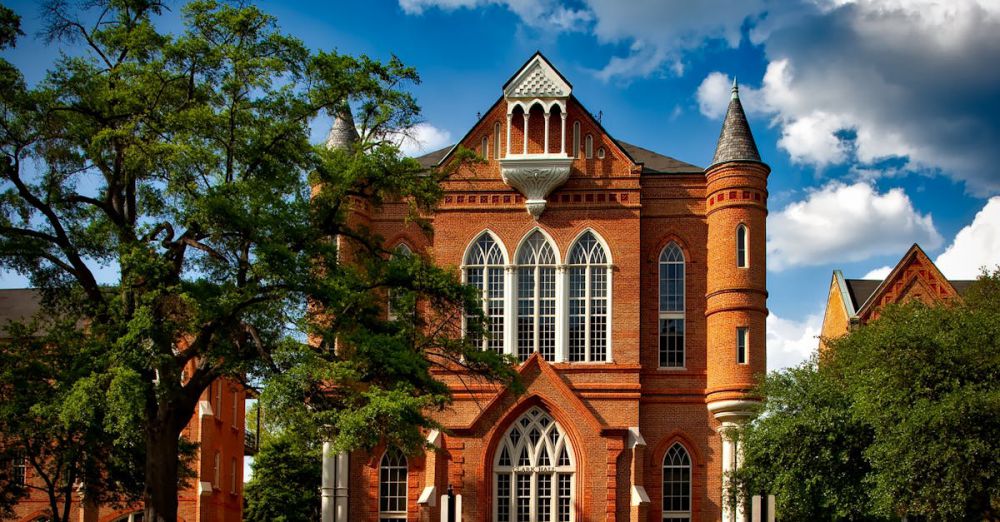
[710,78,762,168]
[325,104,359,151]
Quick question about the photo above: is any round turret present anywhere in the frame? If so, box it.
[704,80,769,417]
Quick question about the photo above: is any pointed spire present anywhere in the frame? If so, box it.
[325,103,359,151]
[710,76,761,168]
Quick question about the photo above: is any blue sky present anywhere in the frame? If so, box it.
[2,0,999,370]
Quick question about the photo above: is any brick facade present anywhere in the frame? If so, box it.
[7,373,247,522]
[338,54,769,522]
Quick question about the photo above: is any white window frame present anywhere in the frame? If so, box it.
[10,449,26,486]
[659,243,686,369]
[213,451,221,489]
[379,448,408,520]
[493,408,575,522]
[566,230,612,363]
[662,443,692,522]
[482,136,489,158]
[462,231,509,355]
[515,230,559,362]
[597,146,605,159]
[585,134,593,159]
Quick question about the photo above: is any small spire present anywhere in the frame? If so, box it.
[325,103,359,151]
[710,76,762,168]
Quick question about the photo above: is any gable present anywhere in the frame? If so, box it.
[858,244,960,323]
[819,272,853,351]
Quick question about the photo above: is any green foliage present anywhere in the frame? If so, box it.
[735,271,1000,521]
[243,433,322,522]
[0,0,516,519]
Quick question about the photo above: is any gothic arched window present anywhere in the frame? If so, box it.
[573,121,580,158]
[515,231,558,361]
[379,448,408,521]
[494,121,502,159]
[736,224,748,268]
[567,231,610,362]
[659,243,685,368]
[494,408,574,522]
[585,134,593,159]
[662,443,692,521]
[464,233,507,354]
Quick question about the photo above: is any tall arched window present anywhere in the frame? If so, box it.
[585,134,593,159]
[568,231,610,362]
[494,408,574,522]
[482,136,489,158]
[464,233,506,354]
[388,243,413,321]
[659,243,685,368]
[736,224,748,268]
[379,448,408,521]
[572,121,580,158]
[494,121,502,159]
[516,231,557,361]
[662,443,692,521]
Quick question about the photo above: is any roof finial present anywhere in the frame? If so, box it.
[731,75,739,100]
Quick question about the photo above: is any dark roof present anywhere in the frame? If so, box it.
[616,141,703,174]
[710,83,762,168]
[844,278,977,311]
[0,288,42,334]
[413,141,702,174]
[415,145,453,169]
[844,279,881,311]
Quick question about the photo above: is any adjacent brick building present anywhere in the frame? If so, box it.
[322,53,770,522]
[819,243,975,348]
[0,290,250,522]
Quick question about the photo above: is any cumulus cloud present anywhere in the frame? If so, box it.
[391,123,453,157]
[862,265,892,280]
[398,0,592,31]
[767,311,821,371]
[767,182,943,270]
[935,197,1000,279]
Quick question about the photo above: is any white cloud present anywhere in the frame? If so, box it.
[695,71,767,119]
[767,182,943,270]
[862,265,892,279]
[935,197,1000,279]
[767,311,821,371]
[398,0,592,31]
[392,123,453,157]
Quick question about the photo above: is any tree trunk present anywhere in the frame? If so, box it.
[144,420,181,522]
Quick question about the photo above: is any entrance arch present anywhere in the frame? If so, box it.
[492,407,575,522]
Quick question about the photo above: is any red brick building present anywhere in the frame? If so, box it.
[0,290,250,522]
[322,53,769,522]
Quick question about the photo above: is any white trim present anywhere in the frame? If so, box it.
[566,228,613,362]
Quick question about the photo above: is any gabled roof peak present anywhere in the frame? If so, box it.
[503,52,572,100]
[709,77,762,168]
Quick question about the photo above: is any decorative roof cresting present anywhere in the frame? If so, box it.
[710,77,762,168]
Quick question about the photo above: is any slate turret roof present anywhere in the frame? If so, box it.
[710,78,762,168]
[325,105,359,151]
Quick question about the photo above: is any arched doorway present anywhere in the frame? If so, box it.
[493,407,574,522]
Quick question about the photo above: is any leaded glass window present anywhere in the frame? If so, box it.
[464,233,506,354]
[659,243,685,368]
[568,231,610,362]
[516,231,557,361]
[379,448,408,521]
[494,408,574,522]
[662,443,691,521]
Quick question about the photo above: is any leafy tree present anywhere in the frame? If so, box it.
[0,1,513,521]
[730,359,884,521]
[243,425,321,522]
[734,272,1000,521]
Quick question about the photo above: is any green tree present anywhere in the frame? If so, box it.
[0,1,513,521]
[243,429,321,522]
[734,272,1000,521]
